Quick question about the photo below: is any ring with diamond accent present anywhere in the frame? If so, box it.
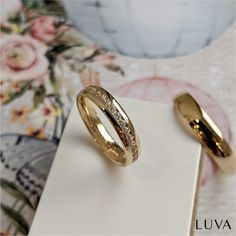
[77,85,141,166]
[174,92,236,175]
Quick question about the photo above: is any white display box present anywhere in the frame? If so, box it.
[29,98,202,235]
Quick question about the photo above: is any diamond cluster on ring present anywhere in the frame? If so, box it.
[87,86,138,160]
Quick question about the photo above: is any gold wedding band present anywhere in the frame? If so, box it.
[174,92,236,175]
[77,85,141,166]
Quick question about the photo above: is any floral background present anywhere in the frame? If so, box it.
[0,0,235,235]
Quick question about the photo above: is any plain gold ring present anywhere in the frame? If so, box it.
[174,92,236,175]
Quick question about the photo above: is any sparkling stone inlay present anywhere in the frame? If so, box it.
[87,86,138,160]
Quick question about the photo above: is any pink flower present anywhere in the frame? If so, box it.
[0,35,49,81]
[30,16,59,43]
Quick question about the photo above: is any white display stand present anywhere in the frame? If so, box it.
[29,98,202,235]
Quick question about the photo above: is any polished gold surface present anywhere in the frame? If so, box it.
[174,93,236,175]
[77,85,141,166]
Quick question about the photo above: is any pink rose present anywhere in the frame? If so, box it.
[30,16,59,42]
[0,35,49,81]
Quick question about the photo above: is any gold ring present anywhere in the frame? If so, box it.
[77,85,141,166]
[174,92,236,175]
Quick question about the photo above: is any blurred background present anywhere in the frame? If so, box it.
[64,0,235,58]
[0,0,236,235]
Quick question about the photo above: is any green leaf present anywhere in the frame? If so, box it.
[43,0,66,16]
[8,11,27,25]
[81,48,107,63]
[22,0,66,17]
[2,82,30,105]
[46,44,82,63]
[49,68,61,94]
[46,44,82,72]
[33,85,46,109]
[46,44,82,95]
[21,0,43,9]
[104,63,125,76]
[1,203,30,235]
[0,178,35,210]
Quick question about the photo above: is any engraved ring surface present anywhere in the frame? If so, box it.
[174,92,236,175]
[77,85,141,166]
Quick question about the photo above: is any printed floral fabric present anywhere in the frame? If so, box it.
[0,1,235,235]
[0,1,124,234]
